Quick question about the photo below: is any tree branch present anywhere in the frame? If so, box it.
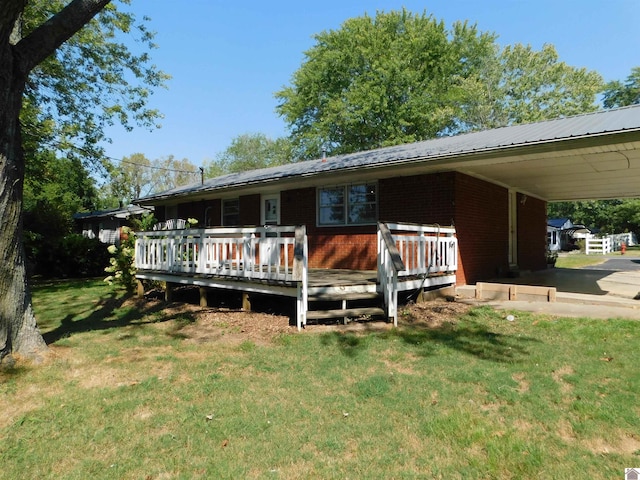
[14,0,111,76]
[0,0,26,45]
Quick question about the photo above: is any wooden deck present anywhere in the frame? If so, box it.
[134,222,458,329]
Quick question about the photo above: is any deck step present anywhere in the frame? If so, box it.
[306,306,386,321]
[308,292,381,302]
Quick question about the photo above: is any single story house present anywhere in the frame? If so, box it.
[132,105,640,327]
[74,204,153,246]
[547,218,592,251]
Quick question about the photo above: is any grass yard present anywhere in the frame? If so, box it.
[555,253,609,269]
[1,279,639,479]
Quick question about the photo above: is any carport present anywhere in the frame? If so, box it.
[374,104,640,270]
[446,104,640,307]
[443,105,640,202]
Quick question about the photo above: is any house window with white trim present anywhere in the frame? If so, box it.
[222,198,240,226]
[318,183,377,226]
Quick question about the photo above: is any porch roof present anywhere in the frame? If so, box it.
[137,105,640,204]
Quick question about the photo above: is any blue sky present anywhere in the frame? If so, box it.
[103,0,639,167]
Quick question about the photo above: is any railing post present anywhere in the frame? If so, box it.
[293,225,308,330]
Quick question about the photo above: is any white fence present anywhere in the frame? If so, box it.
[607,232,637,251]
[136,223,457,330]
[585,237,612,255]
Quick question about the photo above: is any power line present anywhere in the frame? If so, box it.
[21,125,201,176]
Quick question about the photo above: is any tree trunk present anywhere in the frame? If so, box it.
[0,32,47,362]
[0,0,112,361]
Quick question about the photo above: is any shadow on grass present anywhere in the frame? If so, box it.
[319,309,540,363]
[392,321,537,363]
[319,331,367,358]
[41,290,193,345]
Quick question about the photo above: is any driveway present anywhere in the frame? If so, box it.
[582,256,640,272]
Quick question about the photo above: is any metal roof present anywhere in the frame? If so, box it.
[137,104,640,204]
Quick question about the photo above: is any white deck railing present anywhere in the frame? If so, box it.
[386,222,458,276]
[135,226,306,283]
[377,222,458,325]
[135,223,456,330]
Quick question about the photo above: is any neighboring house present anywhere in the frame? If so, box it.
[547,218,572,251]
[132,105,640,327]
[74,205,153,246]
[547,218,592,251]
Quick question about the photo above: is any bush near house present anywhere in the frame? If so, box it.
[24,233,111,278]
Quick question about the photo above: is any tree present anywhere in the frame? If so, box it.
[0,0,166,361]
[204,133,294,177]
[458,44,602,131]
[603,66,640,108]
[109,153,153,204]
[276,10,497,159]
[547,200,621,233]
[107,154,199,205]
[150,155,200,193]
[275,9,603,159]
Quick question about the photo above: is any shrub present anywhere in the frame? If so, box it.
[25,233,110,278]
[104,226,136,292]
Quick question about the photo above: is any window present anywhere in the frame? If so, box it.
[318,183,377,226]
[222,199,239,226]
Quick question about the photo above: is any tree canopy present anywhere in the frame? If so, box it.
[602,66,640,108]
[204,133,294,178]
[275,9,603,159]
[107,154,200,205]
[20,0,168,166]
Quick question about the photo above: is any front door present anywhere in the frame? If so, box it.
[260,194,280,265]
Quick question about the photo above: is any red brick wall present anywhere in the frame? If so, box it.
[154,205,166,221]
[281,187,377,269]
[517,193,547,271]
[453,173,509,285]
[173,196,260,227]
[167,172,545,284]
[378,173,455,225]
[177,201,204,221]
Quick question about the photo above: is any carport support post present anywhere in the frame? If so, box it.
[199,287,208,307]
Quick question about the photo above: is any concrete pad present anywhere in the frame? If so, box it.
[455,257,640,319]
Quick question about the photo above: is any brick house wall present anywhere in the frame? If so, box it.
[378,172,455,225]
[168,171,547,285]
[204,199,221,226]
[281,187,377,270]
[239,194,260,226]
[453,173,510,285]
[177,201,203,222]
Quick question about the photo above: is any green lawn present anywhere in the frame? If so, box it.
[555,253,611,269]
[1,279,638,479]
